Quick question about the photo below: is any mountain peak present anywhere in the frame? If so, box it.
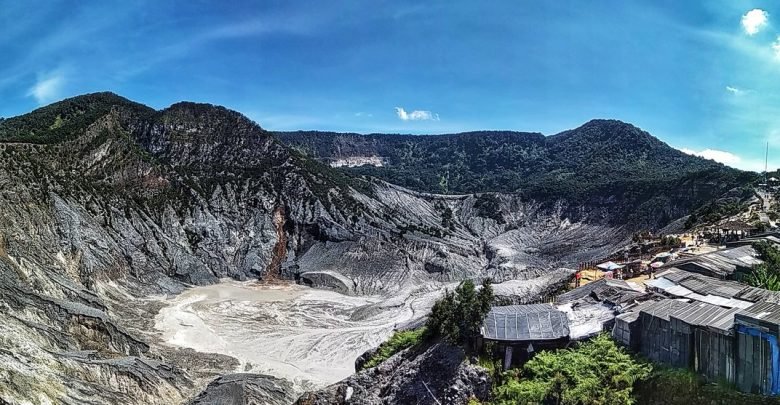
[550,119,662,148]
[0,91,152,143]
[161,101,264,130]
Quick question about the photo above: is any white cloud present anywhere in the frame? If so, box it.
[27,71,65,105]
[742,9,769,35]
[773,36,780,59]
[680,148,742,166]
[395,107,439,121]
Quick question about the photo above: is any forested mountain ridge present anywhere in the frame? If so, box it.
[276,120,757,226]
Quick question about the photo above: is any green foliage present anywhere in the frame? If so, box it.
[491,334,651,405]
[744,264,780,290]
[477,349,500,378]
[634,367,780,404]
[426,279,494,348]
[361,327,427,370]
[659,236,681,247]
[747,241,780,290]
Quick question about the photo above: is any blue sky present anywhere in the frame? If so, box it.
[2,1,780,171]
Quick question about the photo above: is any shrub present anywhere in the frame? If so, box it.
[361,327,427,369]
[491,334,651,405]
[747,241,780,290]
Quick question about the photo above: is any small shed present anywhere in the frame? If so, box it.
[613,310,642,351]
[693,306,741,384]
[612,300,657,352]
[669,302,740,371]
[734,302,780,395]
[481,304,570,370]
[638,300,691,365]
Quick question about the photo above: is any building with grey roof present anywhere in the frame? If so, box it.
[734,302,780,395]
[481,304,570,370]
[482,304,570,342]
[662,245,761,279]
[647,268,754,309]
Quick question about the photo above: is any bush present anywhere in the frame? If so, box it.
[361,327,427,370]
[491,334,651,405]
[634,367,780,404]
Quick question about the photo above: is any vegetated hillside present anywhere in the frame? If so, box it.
[0,93,625,404]
[277,121,757,227]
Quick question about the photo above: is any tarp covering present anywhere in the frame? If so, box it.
[596,261,624,271]
[482,304,569,342]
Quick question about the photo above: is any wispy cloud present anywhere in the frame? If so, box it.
[725,86,743,95]
[354,112,373,118]
[680,148,742,166]
[27,70,65,105]
[395,107,439,121]
[742,9,769,35]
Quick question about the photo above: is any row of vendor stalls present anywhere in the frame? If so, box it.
[582,252,674,281]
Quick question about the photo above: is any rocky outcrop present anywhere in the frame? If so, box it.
[187,374,296,405]
[295,343,490,405]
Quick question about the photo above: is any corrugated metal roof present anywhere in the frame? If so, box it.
[678,277,744,298]
[662,246,760,278]
[662,269,691,283]
[737,301,780,326]
[489,303,556,315]
[709,308,742,331]
[671,302,740,331]
[640,299,691,321]
[615,300,658,323]
[556,278,638,304]
[646,278,677,290]
[734,287,780,304]
[653,269,754,309]
[482,304,570,341]
[666,285,695,297]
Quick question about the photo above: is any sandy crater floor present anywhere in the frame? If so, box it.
[153,280,440,392]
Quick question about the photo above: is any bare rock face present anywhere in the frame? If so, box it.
[295,343,490,405]
[187,374,296,405]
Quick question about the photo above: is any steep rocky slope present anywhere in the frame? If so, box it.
[0,93,736,404]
